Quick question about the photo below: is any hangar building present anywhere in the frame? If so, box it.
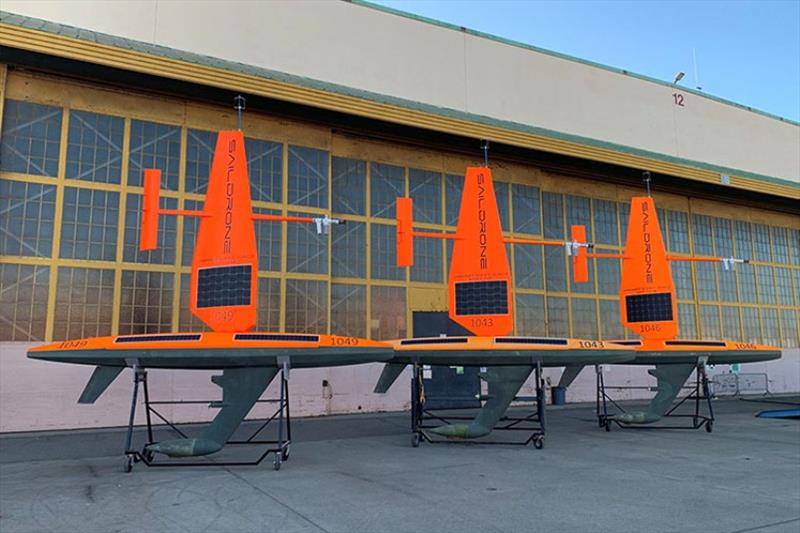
[0,1,797,431]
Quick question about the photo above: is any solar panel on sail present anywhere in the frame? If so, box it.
[625,292,673,323]
[454,280,508,316]
[196,265,252,308]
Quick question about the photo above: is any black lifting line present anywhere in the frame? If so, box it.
[643,170,652,196]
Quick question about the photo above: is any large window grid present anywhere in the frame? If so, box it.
[1,84,798,347]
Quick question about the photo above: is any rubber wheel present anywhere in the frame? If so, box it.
[282,445,290,461]
[533,436,544,450]
[705,420,713,433]
[143,450,154,463]
[411,432,421,448]
[605,422,611,432]
[123,456,133,473]
[273,456,281,471]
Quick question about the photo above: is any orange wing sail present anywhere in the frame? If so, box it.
[189,131,258,332]
[448,167,513,336]
[619,197,678,344]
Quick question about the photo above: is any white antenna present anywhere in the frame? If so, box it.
[692,48,701,91]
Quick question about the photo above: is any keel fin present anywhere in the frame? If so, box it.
[78,366,124,404]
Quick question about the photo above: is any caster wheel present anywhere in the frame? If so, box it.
[282,445,290,461]
[143,450,154,463]
[411,432,421,448]
[273,457,281,471]
[705,421,713,433]
[605,422,611,432]
[533,436,544,450]
[123,456,133,473]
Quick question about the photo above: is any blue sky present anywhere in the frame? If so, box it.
[370,0,800,122]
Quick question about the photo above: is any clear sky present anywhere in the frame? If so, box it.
[370,0,800,122]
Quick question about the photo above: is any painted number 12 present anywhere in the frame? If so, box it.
[672,93,685,107]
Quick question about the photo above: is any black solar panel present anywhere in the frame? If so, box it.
[234,333,320,342]
[196,265,252,308]
[115,334,201,343]
[400,337,469,346]
[454,280,509,316]
[665,340,727,347]
[625,292,673,323]
[494,337,568,345]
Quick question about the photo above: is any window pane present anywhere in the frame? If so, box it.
[780,309,798,348]
[332,157,365,215]
[542,192,566,292]
[495,181,510,231]
[592,199,618,246]
[677,303,697,339]
[512,183,541,235]
[408,168,441,224]
[330,283,366,337]
[691,214,714,255]
[756,266,776,304]
[246,137,283,203]
[596,258,620,296]
[60,187,119,261]
[546,296,569,337]
[566,195,592,239]
[515,293,546,336]
[0,179,56,257]
[770,226,791,264]
[370,223,403,280]
[720,306,741,341]
[514,244,543,289]
[185,129,215,194]
[752,224,772,262]
[53,267,115,340]
[699,304,721,340]
[118,270,174,334]
[288,145,328,208]
[666,210,690,253]
[257,277,281,332]
[254,207,282,272]
[371,285,406,339]
[285,279,327,333]
[775,267,794,306]
[181,199,202,267]
[571,297,597,339]
[737,263,758,303]
[66,110,124,183]
[695,262,718,301]
[0,263,49,341]
[178,273,208,332]
[734,221,754,259]
[445,173,463,226]
[410,232,442,283]
[128,120,181,190]
[370,162,404,219]
[619,203,630,243]
[713,218,734,256]
[123,194,177,264]
[673,262,694,300]
[287,211,327,274]
[332,220,366,278]
[0,99,62,176]
[741,307,761,343]
[599,299,625,340]
[760,308,780,346]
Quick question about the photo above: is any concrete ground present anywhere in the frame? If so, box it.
[1,397,799,533]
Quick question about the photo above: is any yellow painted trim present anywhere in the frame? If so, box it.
[1,23,796,200]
